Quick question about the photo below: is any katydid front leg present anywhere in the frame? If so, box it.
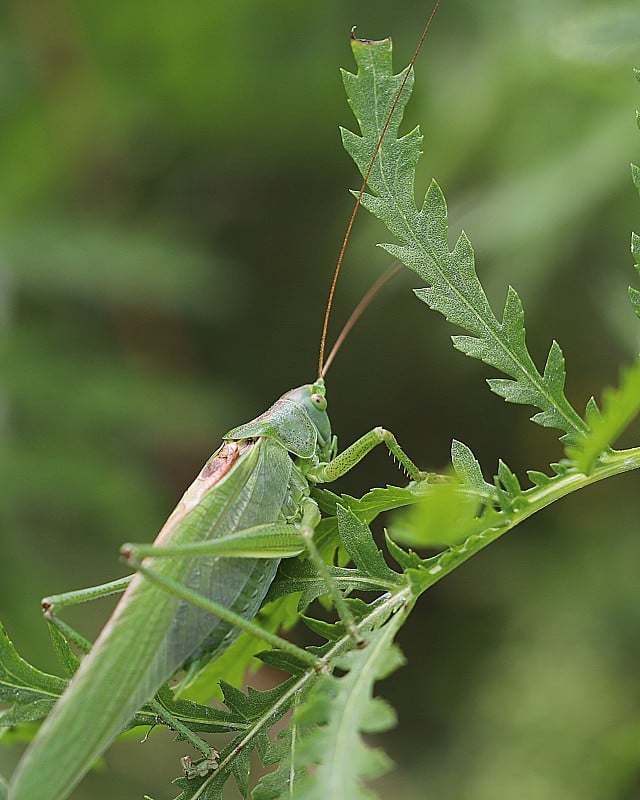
[309,426,424,483]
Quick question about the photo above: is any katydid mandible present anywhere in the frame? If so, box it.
[9,8,440,800]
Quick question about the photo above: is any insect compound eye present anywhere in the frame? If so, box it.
[310,393,327,411]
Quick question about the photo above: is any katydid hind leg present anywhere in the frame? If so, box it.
[127,499,365,647]
[148,698,212,758]
[128,553,322,669]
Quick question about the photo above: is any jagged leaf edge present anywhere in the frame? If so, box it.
[566,359,640,473]
[0,622,67,728]
[341,36,586,440]
[287,611,405,800]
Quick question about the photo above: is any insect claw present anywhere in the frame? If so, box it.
[41,598,54,616]
[141,722,157,744]
[120,543,140,568]
[120,544,133,562]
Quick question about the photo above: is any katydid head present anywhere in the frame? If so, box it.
[224,380,332,461]
[284,379,331,453]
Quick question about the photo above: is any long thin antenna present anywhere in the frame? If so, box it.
[317,0,442,379]
[321,262,402,378]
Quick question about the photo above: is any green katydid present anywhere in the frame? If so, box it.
[9,7,441,799]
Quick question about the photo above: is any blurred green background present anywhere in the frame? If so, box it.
[1,0,640,797]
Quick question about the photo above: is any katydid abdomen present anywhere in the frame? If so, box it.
[10,404,315,800]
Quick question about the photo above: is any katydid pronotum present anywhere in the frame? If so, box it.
[10,6,441,799]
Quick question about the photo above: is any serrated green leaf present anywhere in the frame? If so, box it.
[338,484,427,523]
[288,612,405,800]
[46,622,80,678]
[585,396,600,417]
[496,460,520,495]
[450,439,495,498]
[336,505,401,584]
[383,531,427,572]
[311,487,342,515]
[252,691,310,800]
[0,622,67,728]
[255,649,309,676]
[359,696,397,733]
[629,286,640,318]
[631,230,640,266]
[218,682,250,716]
[267,558,390,609]
[300,614,344,643]
[252,741,297,799]
[550,461,571,477]
[173,678,303,800]
[232,746,251,798]
[566,359,640,473]
[632,162,640,194]
[527,469,554,488]
[342,36,586,439]
[495,460,524,511]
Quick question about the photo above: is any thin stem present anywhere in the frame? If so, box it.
[418,446,640,592]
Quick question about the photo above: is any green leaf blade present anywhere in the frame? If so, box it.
[567,359,640,473]
[336,505,401,585]
[343,36,586,440]
[0,622,67,729]
[289,615,405,800]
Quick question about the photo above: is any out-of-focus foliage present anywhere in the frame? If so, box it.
[1,0,639,797]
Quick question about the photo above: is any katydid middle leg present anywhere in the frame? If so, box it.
[42,575,133,617]
[40,575,216,755]
[42,576,133,654]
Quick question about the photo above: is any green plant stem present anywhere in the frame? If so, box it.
[193,589,412,797]
[186,446,640,786]
[419,446,640,591]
